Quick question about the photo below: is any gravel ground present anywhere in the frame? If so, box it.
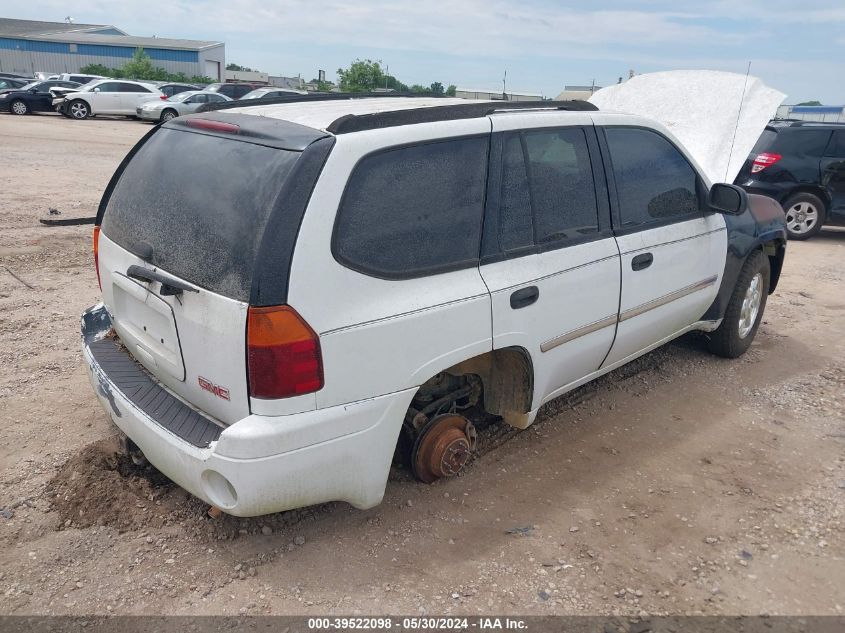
[0,113,843,617]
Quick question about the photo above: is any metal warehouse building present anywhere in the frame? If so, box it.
[0,18,225,80]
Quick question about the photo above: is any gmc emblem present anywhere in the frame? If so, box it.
[198,376,230,401]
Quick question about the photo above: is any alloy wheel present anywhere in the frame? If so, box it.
[738,273,763,339]
[785,201,819,235]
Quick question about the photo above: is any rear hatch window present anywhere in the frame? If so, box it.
[101,128,299,301]
[750,128,778,155]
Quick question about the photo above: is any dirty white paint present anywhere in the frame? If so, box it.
[589,70,786,184]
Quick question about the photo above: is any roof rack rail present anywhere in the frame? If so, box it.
[788,120,845,127]
[196,94,598,134]
[326,100,597,134]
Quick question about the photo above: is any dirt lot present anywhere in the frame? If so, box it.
[0,113,843,617]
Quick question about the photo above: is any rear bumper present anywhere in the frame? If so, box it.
[81,303,411,516]
[136,107,160,121]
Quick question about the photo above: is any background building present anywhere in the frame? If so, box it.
[555,85,602,101]
[775,104,845,123]
[0,18,225,80]
[455,88,543,102]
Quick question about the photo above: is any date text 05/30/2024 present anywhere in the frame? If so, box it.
[307,618,528,630]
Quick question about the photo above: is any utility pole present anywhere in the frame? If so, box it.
[503,69,507,100]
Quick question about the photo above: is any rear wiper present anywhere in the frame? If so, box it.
[126,265,199,296]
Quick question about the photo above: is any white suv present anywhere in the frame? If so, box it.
[57,79,163,119]
[81,97,787,516]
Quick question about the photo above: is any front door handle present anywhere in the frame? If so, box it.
[631,253,654,271]
[510,286,539,309]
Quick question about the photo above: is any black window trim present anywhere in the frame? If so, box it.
[480,124,613,266]
[331,133,492,281]
[823,130,845,157]
[598,124,712,237]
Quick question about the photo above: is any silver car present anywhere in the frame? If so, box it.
[136,90,231,123]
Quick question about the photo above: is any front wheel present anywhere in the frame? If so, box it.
[10,99,29,115]
[68,99,90,120]
[708,250,770,358]
[160,109,178,122]
[783,193,825,240]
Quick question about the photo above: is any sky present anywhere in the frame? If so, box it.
[6,1,845,103]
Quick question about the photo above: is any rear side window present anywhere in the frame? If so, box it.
[498,128,600,252]
[119,83,149,93]
[334,137,489,278]
[774,129,832,156]
[102,129,300,301]
[606,127,701,228]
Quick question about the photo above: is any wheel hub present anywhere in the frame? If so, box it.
[411,414,477,484]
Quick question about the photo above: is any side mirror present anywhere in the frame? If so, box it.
[708,183,747,215]
[29,87,39,94]
[93,87,101,93]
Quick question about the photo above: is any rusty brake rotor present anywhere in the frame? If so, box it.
[411,413,477,484]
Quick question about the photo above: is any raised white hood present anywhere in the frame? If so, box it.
[589,70,786,184]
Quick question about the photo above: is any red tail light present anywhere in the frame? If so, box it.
[160,95,168,100]
[247,305,323,399]
[93,225,101,290]
[751,152,782,173]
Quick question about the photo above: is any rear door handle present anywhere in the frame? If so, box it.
[631,253,654,271]
[510,286,539,309]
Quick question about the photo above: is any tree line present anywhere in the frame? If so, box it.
[335,59,456,95]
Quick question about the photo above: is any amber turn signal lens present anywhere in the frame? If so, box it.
[247,305,323,399]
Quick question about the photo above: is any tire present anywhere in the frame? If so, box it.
[782,192,825,240]
[10,99,29,115]
[68,99,90,120]
[160,109,178,122]
[708,250,770,358]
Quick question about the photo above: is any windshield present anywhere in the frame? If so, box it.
[167,92,193,102]
[20,81,40,90]
[241,91,267,100]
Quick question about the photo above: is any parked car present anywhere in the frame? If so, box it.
[735,121,845,239]
[0,80,82,115]
[154,83,200,98]
[136,90,231,122]
[0,77,30,90]
[240,87,308,100]
[34,71,59,81]
[48,73,107,85]
[204,82,263,100]
[81,98,786,517]
[56,79,164,119]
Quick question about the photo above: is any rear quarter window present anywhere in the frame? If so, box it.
[774,129,832,156]
[101,129,300,301]
[333,137,489,278]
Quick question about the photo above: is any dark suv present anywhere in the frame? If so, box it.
[735,121,845,240]
[204,82,263,100]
